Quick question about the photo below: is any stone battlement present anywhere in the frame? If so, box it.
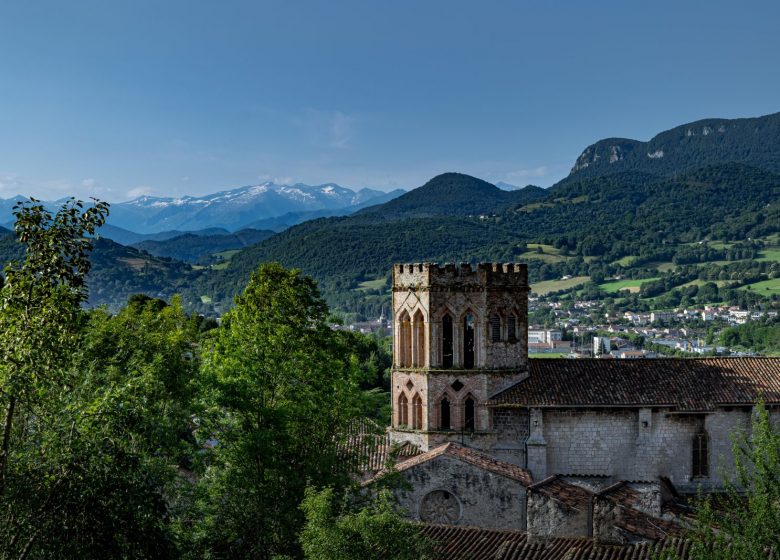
[393,262,528,290]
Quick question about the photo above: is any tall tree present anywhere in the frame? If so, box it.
[188,263,365,558]
[0,198,108,557]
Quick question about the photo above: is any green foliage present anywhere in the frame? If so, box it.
[299,487,434,560]
[719,318,780,353]
[683,401,780,559]
[186,263,367,558]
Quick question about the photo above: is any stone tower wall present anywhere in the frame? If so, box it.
[390,263,530,452]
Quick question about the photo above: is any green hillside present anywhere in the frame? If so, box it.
[190,161,780,317]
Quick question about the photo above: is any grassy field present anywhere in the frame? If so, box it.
[739,278,780,295]
[531,276,590,295]
[529,352,569,358]
[210,249,241,270]
[613,255,638,267]
[599,277,658,294]
[356,278,386,291]
[757,248,780,262]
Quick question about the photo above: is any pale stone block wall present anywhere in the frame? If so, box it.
[394,455,527,530]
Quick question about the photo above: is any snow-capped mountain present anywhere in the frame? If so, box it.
[0,182,403,234]
[104,182,403,233]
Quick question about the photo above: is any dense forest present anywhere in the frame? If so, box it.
[0,200,433,559]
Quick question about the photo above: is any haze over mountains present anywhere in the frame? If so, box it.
[1,110,780,316]
[0,182,405,235]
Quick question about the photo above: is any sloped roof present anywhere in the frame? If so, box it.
[595,482,686,541]
[367,442,533,486]
[336,418,422,474]
[528,476,591,510]
[488,358,780,411]
[420,525,696,560]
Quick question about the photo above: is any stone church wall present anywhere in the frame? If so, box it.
[539,408,753,491]
[394,455,526,530]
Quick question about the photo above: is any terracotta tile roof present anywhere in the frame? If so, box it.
[420,525,696,559]
[488,358,780,410]
[367,442,533,486]
[608,505,686,541]
[421,524,526,560]
[336,418,422,474]
[596,482,645,508]
[528,475,592,510]
[497,536,694,560]
[595,482,686,541]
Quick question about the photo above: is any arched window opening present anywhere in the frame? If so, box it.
[440,397,451,430]
[463,314,475,369]
[490,314,501,343]
[412,393,423,430]
[442,314,454,368]
[508,315,517,342]
[398,393,409,427]
[464,397,475,432]
[413,310,425,367]
[692,430,709,477]
[399,311,412,367]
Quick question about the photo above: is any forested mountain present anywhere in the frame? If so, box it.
[354,173,548,220]
[2,112,780,319]
[565,111,780,182]
[132,228,275,264]
[192,161,780,317]
[98,224,233,245]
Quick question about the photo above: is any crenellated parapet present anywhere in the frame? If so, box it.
[393,262,528,292]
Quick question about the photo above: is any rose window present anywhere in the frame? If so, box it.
[419,490,461,524]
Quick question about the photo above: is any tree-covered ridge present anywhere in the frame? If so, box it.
[131,228,275,264]
[192,162,780,316]
[566,111,780,181]
[353,172,548,220]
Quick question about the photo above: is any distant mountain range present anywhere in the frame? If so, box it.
[0,182,405,235]
[1,110,780,318]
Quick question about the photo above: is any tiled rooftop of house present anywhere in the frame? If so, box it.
[489,358,780,410]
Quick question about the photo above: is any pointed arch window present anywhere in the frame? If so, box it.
[398,393,409,427]
[399,311,412,367]
[464,396,475,432]
[440,397,451,430]
[463,314,475,369]
[412,393,423,430]
[412,309,426,367]
[442,314,453,369]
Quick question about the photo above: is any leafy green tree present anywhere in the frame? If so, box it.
[189,263,366,558]
[299,487,433,560]
[683,400,780,559]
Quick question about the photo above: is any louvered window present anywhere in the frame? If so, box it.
[490,314,501,342]
[508,315,517,341]
[692,431,709,478]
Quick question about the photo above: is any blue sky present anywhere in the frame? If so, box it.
[1,0,779,200]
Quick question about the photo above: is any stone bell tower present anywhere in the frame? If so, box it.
[389,263,529,453]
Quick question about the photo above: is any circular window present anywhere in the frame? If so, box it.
[419,490,461,524]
